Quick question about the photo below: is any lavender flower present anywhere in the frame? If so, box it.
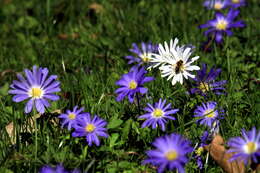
[39,164,80,173]
[191,64,227,96]
[228,0,246,8]
[199,9,245,43]
[58,106,87,130]
[40,164,68,173]
[115,67,154,103]
[125,42,158,66]
[143,133,193,173]
[194,101,222,128]
[138,99,178,131]
[203,0,229,10]
[9,66,60,114]
[72,113,108,146]
[227,127,260,165]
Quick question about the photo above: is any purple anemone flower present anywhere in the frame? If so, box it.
[40,164,68,173]
[9,66,60,114]
[125,42,158,66]
[72,113,108,146]
[40,164,81,173]
[115,67,154,103]
[227,127,260,165]
[194,101,223,128]
[138,99,179,131]
[199,9,245,43]
[191,64,227,96]
[58,106,87,130]
[203,0,229,10]
[143,133,193,173]
[228,0,246,8]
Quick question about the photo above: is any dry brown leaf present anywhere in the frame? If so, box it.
[88,3,104,13]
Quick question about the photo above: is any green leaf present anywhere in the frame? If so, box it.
[107,118,123,129]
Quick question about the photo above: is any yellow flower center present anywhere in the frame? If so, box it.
[214,2,223,10]
[153,108,164,118]
[199,82,210,92]
[245,142,257,154]
[232,0,240,3]
[204,109,216,118]
[195,147,204,156]
[29,87,43,99]
[165,150,178,161]
[85,124,95,132]
[141,53,150,63]
[68,113,76,120]
[129,80,137,89]
[216,20,228,30]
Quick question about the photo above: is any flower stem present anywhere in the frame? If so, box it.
[136,93,141,115]
[33,107,38,173]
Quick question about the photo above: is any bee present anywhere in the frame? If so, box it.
[175,60,184,74]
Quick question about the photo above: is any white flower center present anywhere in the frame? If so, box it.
[214,2,223,10]
[216,20,228,30]
[244,142,257,154]
[174,60,184,74]
[28,87,44,99]
[204,109,216,118]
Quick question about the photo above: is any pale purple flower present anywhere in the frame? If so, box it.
[138,99,178,131]
[199,9,245,43]
[143,133,193,173]
[9,66,60,114]
[72,113,108,146]
[227,127,260,165]
[203,0,229,10]
[228,0,246,8]
[115,67,154,103]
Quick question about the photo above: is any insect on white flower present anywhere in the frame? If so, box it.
[149,38,200,85]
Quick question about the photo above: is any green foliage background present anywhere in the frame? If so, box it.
[0,0,259,172]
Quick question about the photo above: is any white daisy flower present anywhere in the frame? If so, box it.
[149,38,200,85]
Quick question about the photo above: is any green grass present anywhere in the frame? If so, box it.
[0,0,260,172]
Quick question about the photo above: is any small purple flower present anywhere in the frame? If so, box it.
[72,113,108,146]
[39,164,68,173]
[190,64,227,96]
[138,99,179,131]
[228,0,246,8]
[194,131,210,169]
[58,106,87,130]
[194,101,222,128]
[203,0,229,10]
[143,133,193,173]
[199,9,245,43]
[115,67,154,103]
[227,127,260,165]
[9,66,60,114]
[125,42,158,66]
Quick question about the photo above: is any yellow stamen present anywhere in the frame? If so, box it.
[199,82,210,93]
[245,142,257,154]
[68,113,76,120]
[232,0,240,3]
[204,109,216,118]
[153,109,164,118]
[195,147,204,156]
[214,3,223,10]
[141,53,150,63]
[216,20,228,30]
[29,87,43,99]
[129,80,137,89]
[165,150,178,161]
[85,124,95,132]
